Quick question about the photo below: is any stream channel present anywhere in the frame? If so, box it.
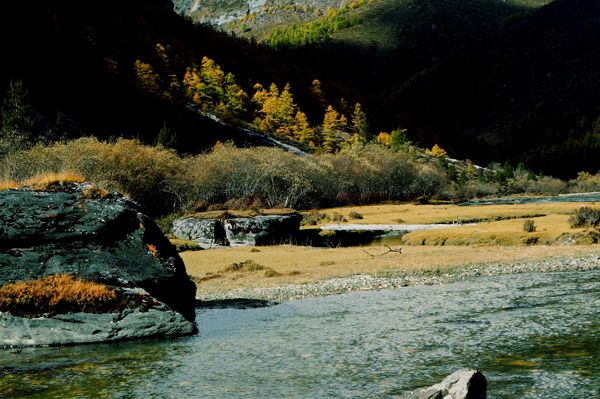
[1,269,599,398]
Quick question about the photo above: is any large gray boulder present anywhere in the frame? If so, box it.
[0,183,197,347]
[399,369,487,399]
[1,295,196,347]
[173,211,302,248]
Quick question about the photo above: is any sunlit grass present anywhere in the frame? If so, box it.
[304,202,590,226]
[402,214,591,246]
[182,244,600,296]
[23,172,85,190]
[0,179,19,191]
[183,201,600,296]
[0,274,134,317]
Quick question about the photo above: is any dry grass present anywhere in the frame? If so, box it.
[169,238,202,252]
[0,274,133,317]
[305,202,591,226]
[0,179,19,191]
[402,214,593,246]
[22,172,85,190]
[182,244,600,296]
[188,208,298,219]
[80,185,111,199]
[184,201,600,296]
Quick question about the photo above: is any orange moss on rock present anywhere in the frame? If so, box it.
[23,172,86,190]
[0,274,137,318]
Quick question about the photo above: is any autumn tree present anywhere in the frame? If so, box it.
[134,60,162,96]
[134,60,161,96]
[223,73,248,116]
[253,83,299,137]
[376,132,392,147]
[351,103,369,142]
[430,144,447,158]
[182,58,248,115]
[155,43,170,73]
[291,111,315,143]
[322,105,347,153]
[310,79,326,110]
[198,56,225,107]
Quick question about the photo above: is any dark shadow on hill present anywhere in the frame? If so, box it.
[392,0,600,177]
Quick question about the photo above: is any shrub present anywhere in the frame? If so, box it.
[523,236,539,245]
[219,260,265,273]
[523,219,537,232]
[332,212,347,222]
[155,210,185,235]
[302,210,329,225]
[569,206,600,228]
[263,268,281,277]
[349,211,363,219]
[0,138,192,217]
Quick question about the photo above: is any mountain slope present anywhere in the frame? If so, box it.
[176,0,551,93]
[392,0,600,176]
[0,0,350,151]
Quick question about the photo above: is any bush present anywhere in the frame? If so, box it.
[523,219,536,232]
[0,138,192,217]
[332,212,347,222]
[302,210,329,225]
[569,206,600,228]
[349,211,363,219]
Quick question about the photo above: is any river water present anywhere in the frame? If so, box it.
[1,270,599,398]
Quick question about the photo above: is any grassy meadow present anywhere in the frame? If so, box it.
[182,201,600,297]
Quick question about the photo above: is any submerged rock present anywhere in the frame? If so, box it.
[399,369,487,399]
[173,210,302,248]
[0,183,197,347]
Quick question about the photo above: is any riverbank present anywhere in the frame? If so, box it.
[194,252,600,301]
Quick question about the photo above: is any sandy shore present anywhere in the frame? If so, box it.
[196,254,600,302]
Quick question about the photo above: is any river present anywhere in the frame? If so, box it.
[1,269,599,398]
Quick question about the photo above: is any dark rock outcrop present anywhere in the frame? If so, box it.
[0,183,197,346]
[399,369,487,399]
[173,211,302,248]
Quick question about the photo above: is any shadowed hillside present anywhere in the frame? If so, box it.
[392,0,600,177]
[0,0,356,151]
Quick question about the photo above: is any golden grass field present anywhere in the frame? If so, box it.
[181,201,600,297]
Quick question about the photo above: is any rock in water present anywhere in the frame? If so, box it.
[0,183,197,347]
[399,369,487,399]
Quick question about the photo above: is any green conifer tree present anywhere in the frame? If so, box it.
[153,122,177,149]
[1,80,36,136]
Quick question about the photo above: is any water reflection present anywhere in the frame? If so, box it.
[1,270,599,398]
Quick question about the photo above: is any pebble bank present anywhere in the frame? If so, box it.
[196,254,600,302]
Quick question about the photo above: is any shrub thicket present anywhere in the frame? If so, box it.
[1,137,591,219]
[0,137,191,216]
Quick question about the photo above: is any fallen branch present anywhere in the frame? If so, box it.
[363,245,403,256]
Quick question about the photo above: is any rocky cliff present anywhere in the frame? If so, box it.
[173,0,347,27]
[0,183,197,347]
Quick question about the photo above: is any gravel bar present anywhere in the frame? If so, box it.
[196,254,600,302]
